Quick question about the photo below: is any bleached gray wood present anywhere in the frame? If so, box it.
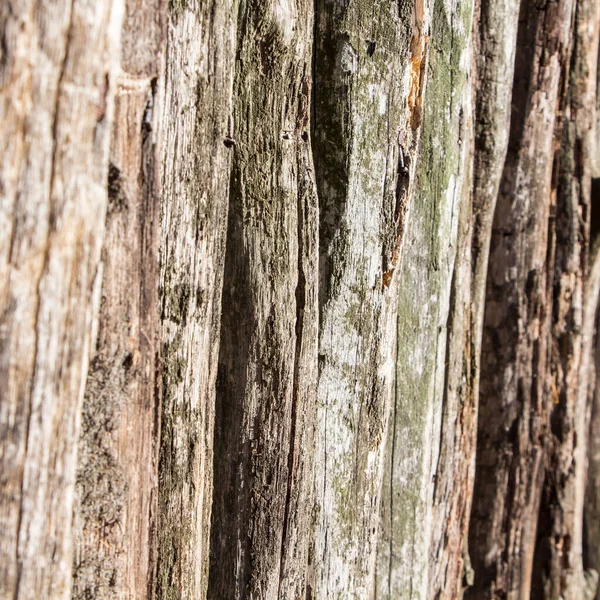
[310,1,431,596]
[373,0,476,596]
[156,2,237,599]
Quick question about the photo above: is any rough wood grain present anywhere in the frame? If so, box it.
[370,0,474,596]
[156,2,236,599]
[0,2,122,598]
[72,1,166,598]
[424,4,476,593]
[310,1,429,596]
[207,2,318,599]
[426,0,521,597]
[586,245,600,600]
[468,0,576,596]
[534,0,600,595]
[2,2,599,599]
[593,41,600,177]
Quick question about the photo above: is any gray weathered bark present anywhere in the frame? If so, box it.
[207,2,318,599]
[156,2,236,599]
[1,1,600,599]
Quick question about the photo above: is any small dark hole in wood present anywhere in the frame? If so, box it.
[301,131,309,142]
[366,41,376,57]
[282,133,290,140]
[223,137,235,148]
[107,161,128,212]
[122,352,133,371]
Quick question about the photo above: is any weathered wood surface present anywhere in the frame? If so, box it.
[311,0,429,597]
[0,1,122,598]
[594,40,600,176]
[207,2,318,599]
[422,0,475,596]
[156,2,236,599]
[372,0,472,595]
[426,0,522,597]
[1,1,600,599]
[72,1,166,598]
[534,0,600,596]
[468,0,579,596]
[586,246,600,600]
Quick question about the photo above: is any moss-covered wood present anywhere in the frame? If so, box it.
[374,0,474,596]
[311,1,429,596]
